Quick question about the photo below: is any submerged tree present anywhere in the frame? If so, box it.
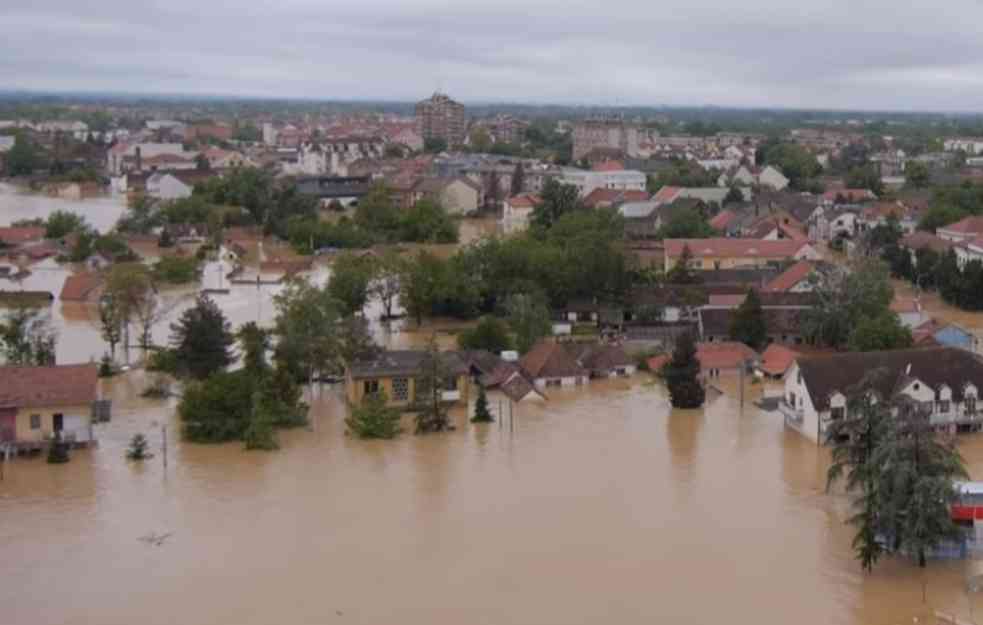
[346,390,402,439]
[0,305,56,366]
[729,288,767,350]
[46,432,70,464]
[126,433,153,460]
[505,292,552,354]
[663,331,705,409]
[471,383,494,423]
[415,335,450,434]
[170,294,234,379]
[99,297,123,360]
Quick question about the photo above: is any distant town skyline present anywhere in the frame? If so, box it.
[5,1,983,112]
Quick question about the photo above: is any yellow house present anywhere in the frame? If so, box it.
[345,350,471,408]
[664,238,819,271]
[0,364,99,446]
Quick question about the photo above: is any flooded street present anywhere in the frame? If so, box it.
[4,375,983,625]
[0,183,127,233]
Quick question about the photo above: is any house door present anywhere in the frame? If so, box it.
[0,408,15,442]
[53,413,64,433]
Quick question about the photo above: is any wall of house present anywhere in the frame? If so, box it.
[783,363,822,443]
[15,404,92,443]
[442,182,480,215]
[533,375,586,389]
[346,374,470,408]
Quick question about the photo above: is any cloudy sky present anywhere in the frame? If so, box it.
[3,0,983,111]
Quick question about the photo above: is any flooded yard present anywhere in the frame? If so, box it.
[3,375,983,625]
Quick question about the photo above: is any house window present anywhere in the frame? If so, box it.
[830,406,845,420]
[443,377,458,391]
[938,400,951,414]
[545,379,561,388]
[392,378,409,402]
[30,414,41,430]
[788,392,796,407]
[363,380,380,395]
[968,397,978,415]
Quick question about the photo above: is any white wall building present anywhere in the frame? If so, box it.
[559,168,646,197]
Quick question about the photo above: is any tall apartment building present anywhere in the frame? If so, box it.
[416,93,466,147]
[572,118,660,160]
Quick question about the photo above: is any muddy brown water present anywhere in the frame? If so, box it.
[4,373,983,625]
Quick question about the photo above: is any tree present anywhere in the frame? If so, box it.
[46,432,70,464]
[170,295,234,379]
[244,390,279,451]
[237,322,270,377]
[337,315,379,368]
[803,260,895,349]
[458,316,513,353]
[158,228,175,248]
[424,137,448,153]
[415,335,451,434]
[905,161,930,188]
[531,178,580,230]
[400,251,442,326]
[328,252,376,316]
[5,132,39,176]
[195,153,211,171]
[354,182,400,236]
[469,128,492,153]
[99,297,123,360]
[106,263,154,358]
[871,401,968,567]
[471,383,494,423]
[346,390,402,439]
[179,370,254,442]
[825,375,896,571]
[486,169,501,210]
[273,278,341,383]
[126,433,152,460]
[399,198,458,243]
[371,251,406,320]
[664,331,705,409]
[848,311,913,352]
[846,165,884,196]
[511,162,525,196]
[657,210,715,240]
[505,292,552,354]
[666,245,701,285]
[45,210,87,239]
[729,289,768,350]
[0,306,56,365]
[723,186,745,205]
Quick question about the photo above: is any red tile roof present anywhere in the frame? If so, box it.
[709,210,737,231]
[760,344,798,377]
[60,272,103,301]
[592,160,624,172]
[938,215,983,235]
[0,364,98,409]
[0,227,45,246]
[765,261,815,292]
[520,341,587,380]
[696,342,758,370]
[664,238,811,259]
[507,193,541,209]
[646,354,670,372]
[890,296,920,314]
[653,186,682,203]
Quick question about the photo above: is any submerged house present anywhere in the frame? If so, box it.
[0,364,100,448]
[345,350,471,408]
[520,341,589,389]
[781,347,983,444]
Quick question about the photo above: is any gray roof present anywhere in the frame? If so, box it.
[348,350,469,379]
[619,200,660,219]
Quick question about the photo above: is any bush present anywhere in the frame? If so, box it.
[346,391,402,439]
[98,354,115,378]
[126,433,153,460]
[47,433,70,464]
[179,370,254,443]
[457,316,513,353]
[153,255,200,284]
[146,348,179,374]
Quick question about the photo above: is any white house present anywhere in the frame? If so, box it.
[502,193,540,234]
[781,347,983,443]
[146,172,193,200]
[559,168,646,197]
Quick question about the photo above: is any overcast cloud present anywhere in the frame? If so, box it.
[3,0,983,111]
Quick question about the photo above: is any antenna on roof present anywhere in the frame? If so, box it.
[905,363,912,376]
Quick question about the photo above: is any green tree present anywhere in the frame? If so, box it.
[666,244,702,284]
[237,322,270,377]
[458,316,513,353]
[424,137,448,153]
[400,251,442,326]
[511,162,525,196]
[469,128,492,152]
[195,153,211,171]
[126,433,152,460]
[505,292,552,354]
[5,132,39,176]
[169,295,234,379]
[0,306,56,365]
[415,336,450,434]
[354,182,400,236]
[723,186,745,205]
[803,260,895,349]
[848,311,913,352]
[664,331,705,409]
[328,252,376,316]
[179,370,254,442]
[106,263,154,357]
[471,383,494,423]
[371,251,406,320]
[243,390,279,451]
[346,390,402,439]
[904,161,930,188]
[273,278,341,383]
[729,289,768,350]
[400,198,458,243]
[99,297,123,360]
[657,209,715,240]
[531,178,580,230]
[44,210,87,239]
[485,169,501,210]
[846,165,884,196]
[46,432,70,464]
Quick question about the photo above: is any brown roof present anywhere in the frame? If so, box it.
[760,344,799,376]
[709,210,738,231]
[0,227,45,246]
[569,344,633,374]
[60,272,103,301]
[0,364,98,409]
[696,342,758,370]
[500,372,544,402]
[900,231,954,254]
[765,261,815,292]
[507,193,540,209]
[796,347,983,411]
[939,216,983,235]
[520,341,587,380]
[664,238,810,259]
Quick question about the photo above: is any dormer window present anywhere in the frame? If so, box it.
[913,383,920,391]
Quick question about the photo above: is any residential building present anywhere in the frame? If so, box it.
[414,176,482,215]
[758,344,800,379]
[937,216,983,243]
[0,227,45,247]
[502,193,540,234]
[699,292,815,345]
[654,185,748,205]
[59,273,104,302]
[519,341,589,388]
[559,167,646,197]
[582,188,650,209]
[345,350,471,408]
[912,319,980,353]
[945,138,983,155]
[295,175,372,208]
[891,297,928,329]
[459,350,545,403]
[568,344,636,378]
[145,172,194,200]
[693,342,759,380]
[0,364,100,445]
[781,347,983,443]
[764,261,818,293]
[664,238,820,271]
[415,93,466,147]
[572,118,661,160]
[106,142,190,175]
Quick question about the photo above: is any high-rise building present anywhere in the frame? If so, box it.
[572,118,660,161]
[415,93,465,148]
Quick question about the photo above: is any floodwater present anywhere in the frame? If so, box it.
[4,374,983,625]
[0,182,127,233]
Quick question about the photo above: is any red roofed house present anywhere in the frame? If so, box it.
[765,261,817,293]
[759,344,799,379]
[664,238,820,271]
[582,188,650,209]
[709,210,739,233]
[0,364,100,446]
[822,188,877,205]
[60,272,104,302]
[502,193,541,234]
[653,186,683,204]
[520,341,589,389]
[695,342,759,380]
[592,160,624,172]
[0,227,45,247]
[937,216,983,243]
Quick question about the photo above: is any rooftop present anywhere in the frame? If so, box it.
[0,364,99,409]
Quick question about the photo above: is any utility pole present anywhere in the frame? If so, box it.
[161,423,168,470]
[739,360,745,412]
